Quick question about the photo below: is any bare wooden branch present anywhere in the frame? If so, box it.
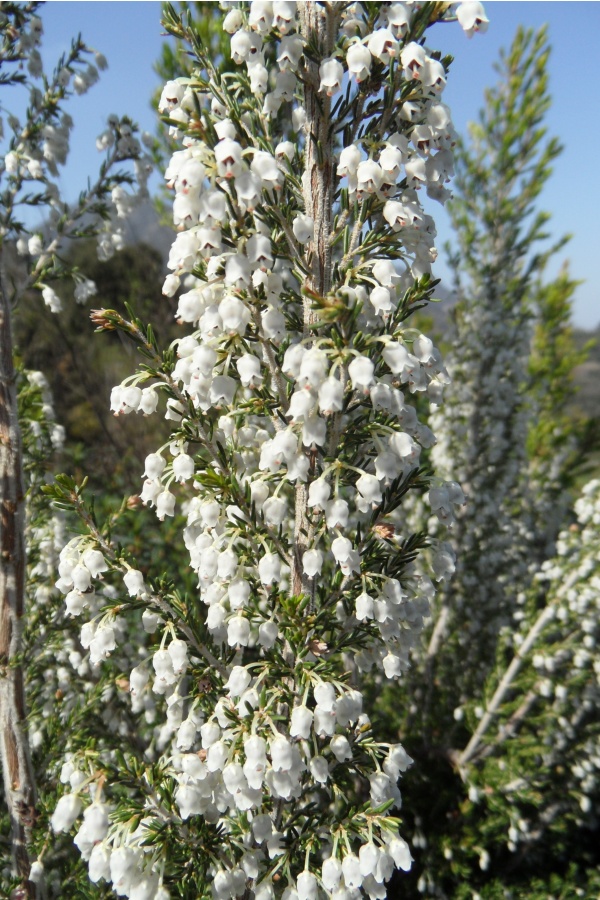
[0,282,39,899]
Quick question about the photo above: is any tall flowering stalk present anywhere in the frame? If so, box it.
[426,26,564,702]
[46,2,486,897]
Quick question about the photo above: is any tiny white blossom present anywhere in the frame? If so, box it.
[319,58,344,96]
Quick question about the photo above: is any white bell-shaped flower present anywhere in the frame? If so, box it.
[65,590,87,616]
[348,356,375,391]
[346,42,372,82]
[318,376,344,414]
[270,735,293,771]
[292,213,314,244]
[243,735,268,789]
[247,233,274,269]
[168,638,188,674]
[71,563,92,593]
[288,390,315,421]
[258,620,278,648]
[209,375,237,407]
[200,721,221,748]
[261,307,287,342]
[228,614,250,647]
[89,624,116,665]
[456,0,489,37]
[405,156,427,188]
[302,415,327,447]
[382,341,410,373]
[273,143,295,167]
[319,58,344,96]
[258,552,281,585]
[297,870,318,900]
[262,496,288,526]
[298,347,328,388]
[375,451,403,482]
[51,794,82,833]
[368,28,398,64]
[235,171,263,212]
[88,842,111,883]
[272,0,297,34]
[158,80,186,112]
[156,490,176,520]
[356,159,383,196]
[246,57,269,94]
[129,665,149,695]
[330,734,352,762]
[81,802,109,843]
[173,453,194,483]
[307,478,330,508]
[251,151,282,191]
[215,138,244,179]
[223,9,243,33]
[144,452,166,479]
[342,853,363,889]
[309,756,328,785]
[337,143,361,178]
[231,29,263,65]
[225,667,251,700]
[237,354,263,387]
[389,431,419,463]
[302,548,323,577]
[109,846,139,895]
[386,836,413,871]
[124,569,145,598]
[153,648,177,689]
[290,705,313,739]
[373,258,402,287]
[355,592,375,620]
[282,343,306,378]
[80,549,106,579]
[356,473,383,509]
[228,579,251,609]
[400,40,427,77]
[369,286,394,316]
[325,498,349,528]
[321,857,342,892]
[331,535,360,574]
[219,295,251,334]
[314,682,336,711]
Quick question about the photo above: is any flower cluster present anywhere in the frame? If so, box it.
[51,1,486,896]
[449,479,600,878]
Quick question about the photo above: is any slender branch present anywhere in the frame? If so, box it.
[476,688,538,761]
[0,278,39,898]
[458,567,580,768]
[72,497,228,679]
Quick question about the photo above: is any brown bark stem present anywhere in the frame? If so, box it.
[291,1,339,601]
[0,278,38,898]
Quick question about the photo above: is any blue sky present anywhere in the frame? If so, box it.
[31,2,600,329]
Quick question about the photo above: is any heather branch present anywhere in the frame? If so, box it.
[458,569,580,769]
